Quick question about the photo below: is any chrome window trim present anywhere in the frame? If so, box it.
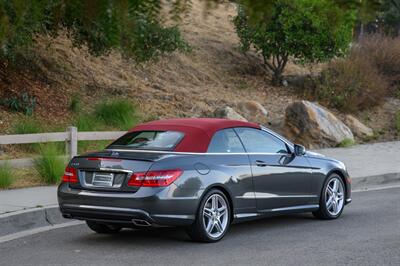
[104,148,292,156]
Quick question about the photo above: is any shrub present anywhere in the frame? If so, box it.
[0,163,14,189]
[0,93,36,116]
[352,35,400,85]
[311,56,389,113]
[337,138,355,148]
[94,99,138,130]
[34,144,65,184]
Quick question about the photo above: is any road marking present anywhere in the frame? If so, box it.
[0,220,84,244]
[352,184,400,193]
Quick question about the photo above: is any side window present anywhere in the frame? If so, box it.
[235,128,288,154]
[207,129,245,153]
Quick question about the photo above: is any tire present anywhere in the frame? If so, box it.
[186,189,231,243]
[86,221,122,234]
[313,174,346,220]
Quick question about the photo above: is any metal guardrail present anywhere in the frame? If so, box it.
[0,127,126,168]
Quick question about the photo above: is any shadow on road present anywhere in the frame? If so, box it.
[68,213,318,245]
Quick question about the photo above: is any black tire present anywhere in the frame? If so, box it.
[313,174,345,220]
[186,189,231,243]
[86,221,122,234]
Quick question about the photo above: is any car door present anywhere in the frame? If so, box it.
[234,127,315,212]
[206,128,256,216]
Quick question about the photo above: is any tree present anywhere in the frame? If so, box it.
[380,0,400,36]
[233,0,356,85]
[0,0,189,63]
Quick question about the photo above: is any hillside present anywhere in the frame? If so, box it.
[0,1,399,143]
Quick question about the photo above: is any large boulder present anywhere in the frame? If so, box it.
[213,106,247,121]
[343,115,374,138]
[236,101,268,122]
[284,101,354,148]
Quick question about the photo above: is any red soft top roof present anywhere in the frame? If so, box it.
[129,118,260,152]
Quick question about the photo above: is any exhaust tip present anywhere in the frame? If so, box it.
[132,219,152,227]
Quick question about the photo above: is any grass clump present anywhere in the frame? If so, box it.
[337,138,355,148]
[94,99,138,130]
[12,117,43,152]
[69,95,80,112]
[34,144,65,184]
[74,114,101,132]
[12,117,42,134]
[0,163,14,189]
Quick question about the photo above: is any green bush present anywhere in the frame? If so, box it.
[233,0,355,85]
[94,99,138,130]
[0,1,188,63]
[34,144,65,184]
[0,163,14,189]
[337,138,355,148]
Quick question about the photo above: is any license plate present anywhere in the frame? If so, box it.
[92,172,114,187]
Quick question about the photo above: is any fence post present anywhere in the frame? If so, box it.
[67,126,78,159]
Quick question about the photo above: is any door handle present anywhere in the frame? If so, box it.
[255,160,268,167]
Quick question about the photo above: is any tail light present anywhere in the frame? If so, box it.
[62,166,79,183]
[128,169,183,187]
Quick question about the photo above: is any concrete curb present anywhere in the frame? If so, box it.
[0,205,68,237]
[352,173,400,191]
[0,173,399,239]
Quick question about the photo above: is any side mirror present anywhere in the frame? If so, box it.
[294,144,306,156]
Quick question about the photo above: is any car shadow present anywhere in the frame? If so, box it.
[71,213,319,245]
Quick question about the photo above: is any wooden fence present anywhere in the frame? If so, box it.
[0,127,126,168]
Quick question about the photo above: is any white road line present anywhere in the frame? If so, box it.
[0,221,84,244]
[352,184,400,193]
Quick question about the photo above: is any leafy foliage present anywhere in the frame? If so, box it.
[380,0,400,36]
[0,93,36,115]
[234,0,356,85]
[0,0,188,62]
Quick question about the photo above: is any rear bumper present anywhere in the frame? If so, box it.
[58,183,201,227]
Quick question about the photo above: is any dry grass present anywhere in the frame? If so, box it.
[8,168,45,189]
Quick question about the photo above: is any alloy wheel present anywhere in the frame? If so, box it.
[202,194,229,238]
[325,177,345,216]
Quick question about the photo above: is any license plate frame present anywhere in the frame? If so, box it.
[92,172,114,187]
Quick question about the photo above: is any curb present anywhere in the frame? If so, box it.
[352,172,400,191]
[0,205,68,238]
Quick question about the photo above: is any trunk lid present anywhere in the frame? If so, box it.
[69,150,165,192]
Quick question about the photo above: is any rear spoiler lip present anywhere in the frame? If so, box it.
[73,155,156,162]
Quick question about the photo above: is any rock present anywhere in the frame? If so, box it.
[343,115,374,138]
[284,101,354,148]
[213,106,247,121]
[236,101,268,122]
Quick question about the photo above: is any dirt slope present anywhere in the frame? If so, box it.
[0,0,398,143]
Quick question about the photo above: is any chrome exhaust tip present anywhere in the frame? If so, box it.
[132,219,152,227]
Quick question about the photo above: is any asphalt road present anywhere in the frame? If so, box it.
[0,187,399,266]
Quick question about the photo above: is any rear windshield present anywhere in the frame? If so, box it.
[107,131,184,151]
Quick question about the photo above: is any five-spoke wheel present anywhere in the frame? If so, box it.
[313,174,346,219]
[187,189,231,242]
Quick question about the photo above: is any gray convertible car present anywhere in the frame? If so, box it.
[58,118,351,242]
